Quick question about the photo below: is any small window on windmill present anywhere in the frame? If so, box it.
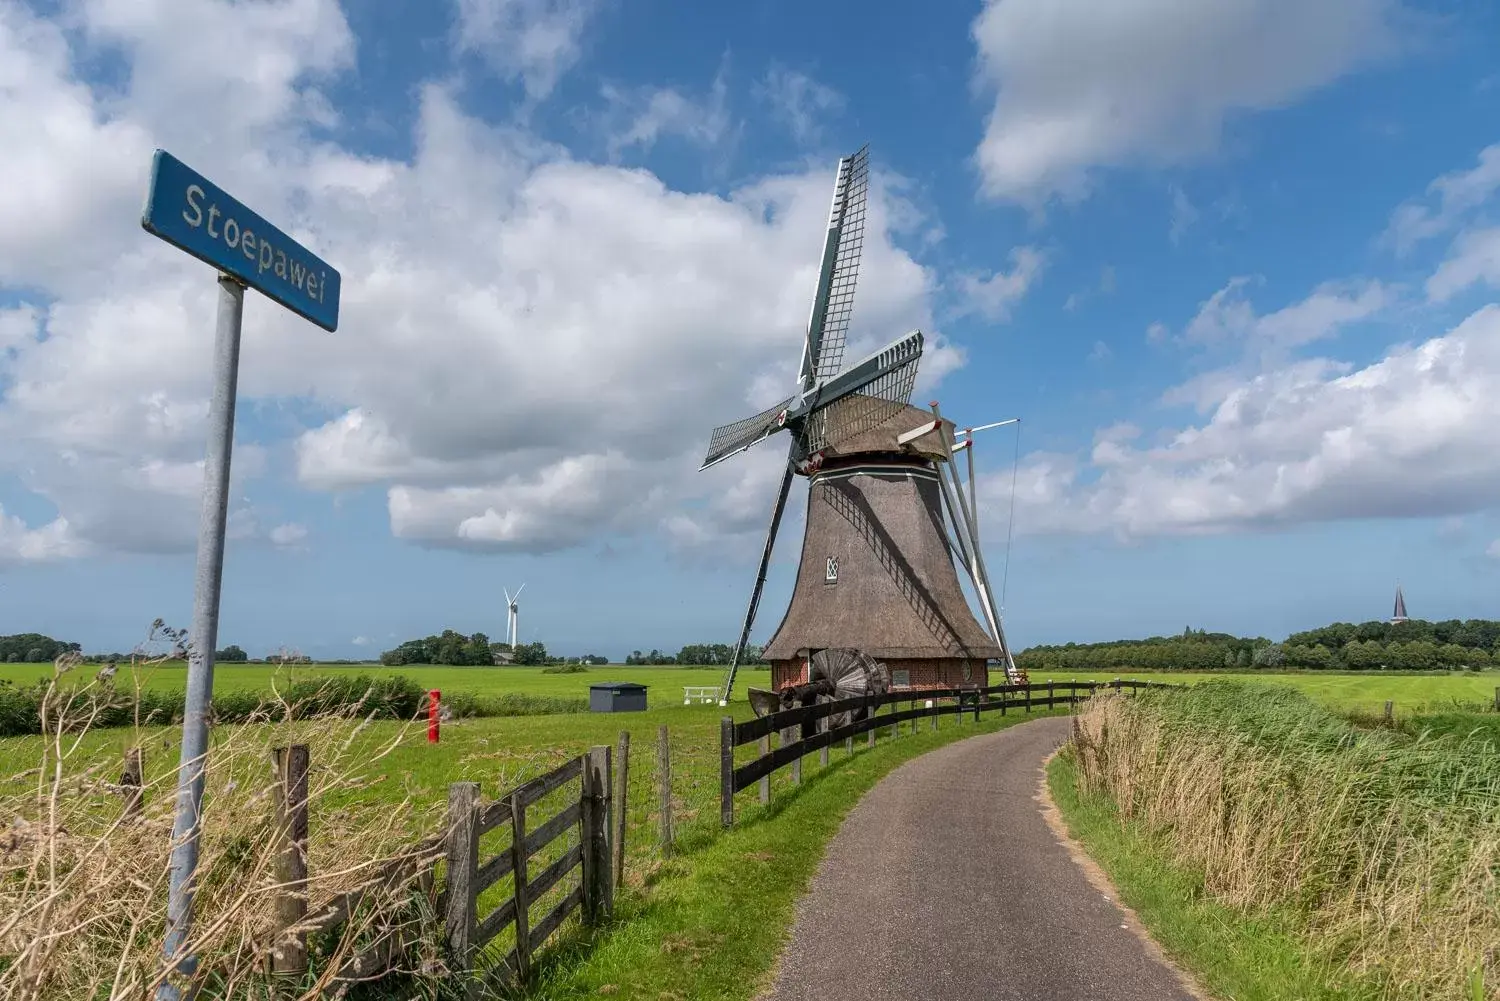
[825,555,839,584]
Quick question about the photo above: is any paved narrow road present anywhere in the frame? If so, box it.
[760,716,1201,1001]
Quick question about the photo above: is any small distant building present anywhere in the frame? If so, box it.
[1390,585,1409,624]
[493,649,515,666]
[589,682,648,713]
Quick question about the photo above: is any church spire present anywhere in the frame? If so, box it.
[1391,583,1408,624]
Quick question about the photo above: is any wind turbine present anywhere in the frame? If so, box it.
[503,584,526,649]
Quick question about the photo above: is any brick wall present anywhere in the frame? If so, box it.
[770,657,989,693]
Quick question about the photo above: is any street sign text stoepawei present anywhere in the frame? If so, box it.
[141,149,341,332]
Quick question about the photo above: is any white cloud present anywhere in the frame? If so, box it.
[597,71,732,158]
[0,505,85,564]
[989,303,1500,539]
[756,64,846,145]
[1426,227,1500,302]
[454,0,601,101]
[1169,185,1199,244]
[1487,539,1500,560]
[0,4,952,562]
[970,0,1410,204]
[1179,276,1389,351]
[1383,143,1500,252]
[952,246,1045,321]
[269,522,309,549]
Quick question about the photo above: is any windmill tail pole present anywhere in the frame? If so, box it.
[931,402,1017,678]
[722,461,796,706]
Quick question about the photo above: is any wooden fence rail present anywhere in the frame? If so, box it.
[253,743,615,997]
[720,678,1175,826]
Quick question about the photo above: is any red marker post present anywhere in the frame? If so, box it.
[428,689,441,743]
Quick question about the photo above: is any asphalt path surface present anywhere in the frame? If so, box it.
[759,716,1202,1001]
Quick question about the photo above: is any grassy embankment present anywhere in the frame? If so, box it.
[1,661,1052,999]
[1049,681,1498,1001]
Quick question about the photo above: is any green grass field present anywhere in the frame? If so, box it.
[5,661,1494,718]
[0,661,770,703]
[1028,669,1497,715]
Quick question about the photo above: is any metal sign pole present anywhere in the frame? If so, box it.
[158,274,245,999]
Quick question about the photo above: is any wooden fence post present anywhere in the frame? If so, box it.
[1025,684,1032,713]
[819,721,830,767]
[658,725,673,857]
[508,790,531,985]
[1494,686,1499,712]
[613,731,629,892]
[1048,680,1054,709]
[720,717,735,828]
[791,732,801,785]
[269,744,309,976]
[582,745,613,924]
[120,747,143,818]
[1384,700,1394,724]
[444,781,481,988]
[759,734,771,804]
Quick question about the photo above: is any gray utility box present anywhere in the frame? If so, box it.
[589,681,648,713]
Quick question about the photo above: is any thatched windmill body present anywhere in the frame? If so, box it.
[699,146,1017,705]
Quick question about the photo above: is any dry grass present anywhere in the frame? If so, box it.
[0,648,456,1001]
[1070,681,1500,1000]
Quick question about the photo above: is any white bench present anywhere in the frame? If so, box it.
[684,686,719,705]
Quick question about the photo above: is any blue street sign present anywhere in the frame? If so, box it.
[141,149,340,332]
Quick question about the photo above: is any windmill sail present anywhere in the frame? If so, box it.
[802,331,922,455]
[700,395,797,470]
[800,145,870,390]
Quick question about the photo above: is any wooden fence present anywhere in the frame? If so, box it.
[719,678,1173,826]
[255,743,615,997]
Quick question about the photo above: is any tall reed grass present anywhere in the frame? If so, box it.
[0,650,458,1000]
[1070,680,1499,1000]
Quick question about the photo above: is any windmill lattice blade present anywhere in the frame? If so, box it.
[812,145,869,383]
[700,395,796,470]
[803,333,922,454]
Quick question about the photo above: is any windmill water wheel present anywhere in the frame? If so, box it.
[746,647,891,745]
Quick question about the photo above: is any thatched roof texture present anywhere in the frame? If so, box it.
[763,457,1003,662]
[813,400,955,465]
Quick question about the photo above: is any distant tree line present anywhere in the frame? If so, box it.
[1017,621,1500,673]
[624,644,766,665]
[0,634,81,664]
[377,629,608,668]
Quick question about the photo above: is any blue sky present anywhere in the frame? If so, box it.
[3,0,1500,660]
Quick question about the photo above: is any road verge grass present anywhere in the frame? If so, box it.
[1053,682,1498,1001]
[1046,750,1382,1001]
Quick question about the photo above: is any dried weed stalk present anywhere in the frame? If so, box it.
[0,638,459,1001]
[1070,683,1500,1000]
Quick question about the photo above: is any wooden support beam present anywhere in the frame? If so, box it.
[444,782,481,992]
[270,744,309,977]
[658,725,674,858]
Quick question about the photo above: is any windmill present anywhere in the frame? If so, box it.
[504,584,526,649]
[700,145,1018,705]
